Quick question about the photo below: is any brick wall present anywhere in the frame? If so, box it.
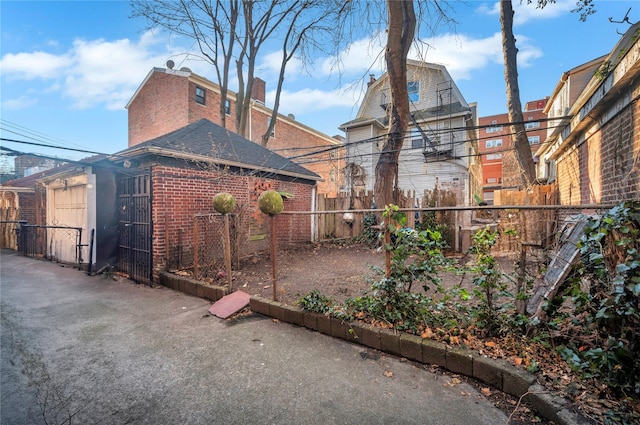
[151,164,313,275]
[598,100,639,203]
[128,72,191,146]
[557,99,639,205]
[254,107,344,196]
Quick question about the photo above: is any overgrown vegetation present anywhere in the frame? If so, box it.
[298,202,640,423]
[357,213,379,248]
[541,201,639,421]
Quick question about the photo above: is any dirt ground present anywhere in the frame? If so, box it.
[231,242,385,304]
[229,241,518,306]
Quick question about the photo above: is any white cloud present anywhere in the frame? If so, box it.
[269,84,362,116]
[414,31,542,79]
[62,36,164,110]
[318,32,387,78]
[0,51,70,79]
[1,96,37,110]
[0,29,175,111]
[479,0,575,26]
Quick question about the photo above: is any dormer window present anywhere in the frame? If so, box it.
[195,86,206,105]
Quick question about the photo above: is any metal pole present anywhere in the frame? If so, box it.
[224,214,232,292]
[271,215,277,301]
[87,229,95,275]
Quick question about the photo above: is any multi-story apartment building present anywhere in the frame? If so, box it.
[477,98,548,204]
[126,65,345,195]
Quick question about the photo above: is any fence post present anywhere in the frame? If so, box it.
[193,218,199,280]
[223,214,232,291]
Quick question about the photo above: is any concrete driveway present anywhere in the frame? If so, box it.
[1,250,508,424]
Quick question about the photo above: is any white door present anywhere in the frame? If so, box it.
[49,185,86,263]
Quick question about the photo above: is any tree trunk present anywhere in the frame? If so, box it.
[374,0,416,208]
[500,0,536,187]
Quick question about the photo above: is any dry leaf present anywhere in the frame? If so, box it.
[421,328,433,339]
[450,336,460,345]
[272,318,280,323]
[446,377,461,387]
[461,391,470,396]
[481,387,492,396]
[485,341,497,348]
[513,357,523,366]
[383,371,393,378]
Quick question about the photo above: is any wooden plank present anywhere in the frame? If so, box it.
[528,220,587,318]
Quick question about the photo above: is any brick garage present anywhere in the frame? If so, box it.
[115,119,320,281]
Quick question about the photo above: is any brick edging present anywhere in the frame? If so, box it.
[249,295,592,425]
[158,271,229,301]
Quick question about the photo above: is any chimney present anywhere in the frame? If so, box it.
[367,74,376,87]
[252,77,266,103]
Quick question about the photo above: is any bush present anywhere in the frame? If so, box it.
[550,201,640,396]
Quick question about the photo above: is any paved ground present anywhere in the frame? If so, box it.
[1,250,509,425]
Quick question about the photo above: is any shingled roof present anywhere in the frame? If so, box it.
[117,119,321,181]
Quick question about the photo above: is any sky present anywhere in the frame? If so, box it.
[0,0,637,170]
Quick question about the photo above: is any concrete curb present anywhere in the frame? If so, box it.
[247,294,592,425]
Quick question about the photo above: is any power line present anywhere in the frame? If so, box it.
[0,119,91,151]
[1,138,108,157]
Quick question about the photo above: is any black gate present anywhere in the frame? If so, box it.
[117,172,152,284]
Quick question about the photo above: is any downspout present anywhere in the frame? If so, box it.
[311,185,317,242]
[249,100,253,142]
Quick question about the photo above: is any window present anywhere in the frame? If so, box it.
[224,99,231,115]
[411,128,423,149]
[524,120,540,130]
[195,86,206,105]
[486,153,503,160]
[486,119,502,134]
[528,136,540,145]
[267,117,275,137]
[330,150,336,159]
[330,169,336,182]
[486,178,498,183]
[485,139,503,148]
[407,81,419,103]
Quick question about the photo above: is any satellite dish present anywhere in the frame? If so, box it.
[166,60,175,69]
[287,113,295,120]
[180,67,192,72]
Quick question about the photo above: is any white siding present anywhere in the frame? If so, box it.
[342,61,474,205]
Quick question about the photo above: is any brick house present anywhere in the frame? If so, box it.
[536,23,639,205]
[112,119,321,283]
[126,66,344,196]
[478,98,549,204]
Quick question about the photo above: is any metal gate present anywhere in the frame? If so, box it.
[117,172,152,284]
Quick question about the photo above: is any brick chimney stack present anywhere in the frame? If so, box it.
[252,78,266,103]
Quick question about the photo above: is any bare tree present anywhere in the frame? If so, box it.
[131,0,345,144]
[132,0,239,130]
[499,0,596,187]
[500,0,536,186]
[373,0,416,207]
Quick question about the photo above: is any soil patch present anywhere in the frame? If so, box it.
[227,241,517,306]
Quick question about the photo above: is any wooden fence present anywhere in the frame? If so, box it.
[0,207,21,249]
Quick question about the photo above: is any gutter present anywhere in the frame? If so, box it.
[113,146,322,182]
